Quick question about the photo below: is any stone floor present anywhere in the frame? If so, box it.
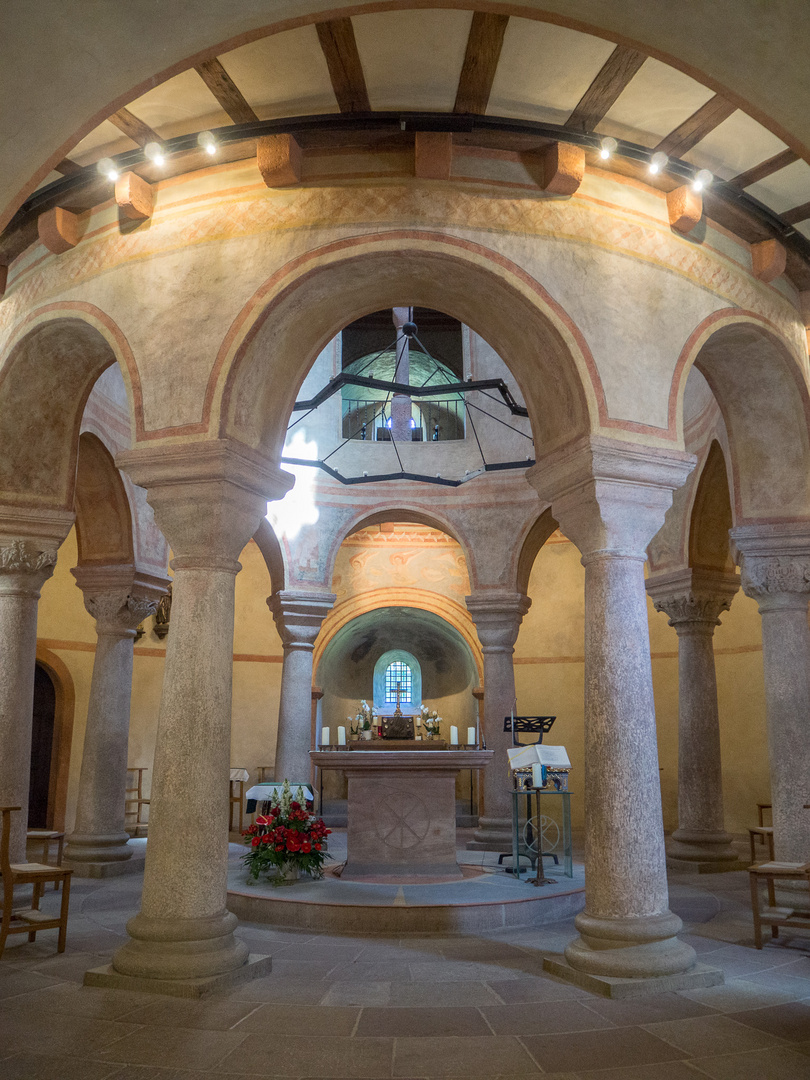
[1,834,809,1079]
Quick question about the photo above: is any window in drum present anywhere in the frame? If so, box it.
[385,661,412,703]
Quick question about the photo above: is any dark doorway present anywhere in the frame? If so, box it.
[29,663,56,828]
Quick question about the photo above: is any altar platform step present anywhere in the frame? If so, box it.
[226,833,585,934]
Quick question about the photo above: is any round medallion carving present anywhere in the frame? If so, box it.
[374,791,430,849]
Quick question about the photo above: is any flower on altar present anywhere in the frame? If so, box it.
[420,703,443,736]
[351,699,378,733]
[242,779,331,884]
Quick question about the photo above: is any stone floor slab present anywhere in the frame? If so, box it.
[219,1034,395,1077]
[542,956,724,998]
[482,1000,615,1034]
[357,1005,490,1037]
[686,1045,810,1079]
[641,1013,785,1055]
[393,1035,540,1076]
[522,1027,688,1072]
[236,1003,360,1035]
[94,1025,248,1070]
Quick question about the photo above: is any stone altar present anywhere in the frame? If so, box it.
[311,750,492,882]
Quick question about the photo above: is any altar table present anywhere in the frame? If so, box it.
[311,749,492,882]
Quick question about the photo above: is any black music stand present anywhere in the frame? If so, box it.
[501,715,556,877]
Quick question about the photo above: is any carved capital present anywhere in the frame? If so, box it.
[466,590,531,651]
[85,590,159,636]
[268,589,336,648]
[0,539,57,594]
[647,569,739,632]
[739,555,810,609]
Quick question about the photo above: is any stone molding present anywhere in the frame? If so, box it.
[465,590,531,651]
[0,506,75,546]
[647,569,740,630]
[267,589,337,649]
[527,436,696,559]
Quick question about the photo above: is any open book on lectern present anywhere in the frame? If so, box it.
[506,744,571,771]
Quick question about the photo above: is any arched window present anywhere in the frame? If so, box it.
[373,650,422,714]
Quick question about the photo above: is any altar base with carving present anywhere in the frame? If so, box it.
[312,749,492,882]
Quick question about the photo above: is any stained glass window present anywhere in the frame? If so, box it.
[385,661,412,704]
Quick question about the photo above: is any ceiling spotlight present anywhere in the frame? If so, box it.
[144,141,166,167]
[692,168,713,192]
[649,151,669,175]
[97,157,119,182]
[197,131,217,156]
[599,137,618,160]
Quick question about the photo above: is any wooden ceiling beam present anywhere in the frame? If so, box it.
[731,148,799,189]
[195,58,259,125]
[54,158,82,177]
[108,108,161,148]
[654,94,735,158]
[316,18,370,113]
[564,45,646,133]
[782,200,810,225]
[453,13,509,115]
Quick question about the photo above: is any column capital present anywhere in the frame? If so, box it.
[116,440,294,568]
[730,523,810,611]
[465,590,530,651]
[72,564,168,636]
[268,588,336,649]
[527,436,695,560]
[0,539,58,595]
[646,568,740,631]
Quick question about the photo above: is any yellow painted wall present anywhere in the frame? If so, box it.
[513,532,769,836]
[35,525,769,838]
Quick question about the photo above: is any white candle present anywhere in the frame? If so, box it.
[321,726,330,746]
[467,726,476,746]
[415,734,422,741]
[337,726,346,746]
[416,716,421,727]
[450,725,459,745]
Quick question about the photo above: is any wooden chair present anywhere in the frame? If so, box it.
[748,826,775,865]
[26,829,65,890]
[229,768,249,832]
[757,802,773,827]
[1,807,72,960]
[748,860,810,949]
[125,767,150,832]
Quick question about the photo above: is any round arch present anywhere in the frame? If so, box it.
[0,304,140,511]
[314,588,483,684]
[516,506,560,595]
[214,232,599,462]
[670,310,810,523]
[74,432,134,567]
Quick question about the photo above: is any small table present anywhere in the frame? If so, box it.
[510,786,573,884]
[748,826,775,864]
[748,861,810,948]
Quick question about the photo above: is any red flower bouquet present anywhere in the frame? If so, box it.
[242,780,331,884]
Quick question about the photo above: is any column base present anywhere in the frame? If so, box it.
[64,832,133,865]
[466,816,512,852]
[65,857,143,879]
[112,910,249,982]
[542,955,723,999]
[666,830,744,873]
[85,953,271,999]
[565,910,697,979]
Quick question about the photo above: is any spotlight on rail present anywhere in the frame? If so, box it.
[649,151,669,175]
[198,131,217,156]
[144,142,166,167]
[97,157,119,182]
[693,169,713,193]
[599,137,618,160]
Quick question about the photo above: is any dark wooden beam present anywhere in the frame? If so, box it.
[108,108,161,148]
[453,13,509,115]
[782,200,810,225]
[54,158,83,177]
[195,58,259,125]
[316,18,370,113]
[564,45,646,133]
[655,94,735,158]
[731,148,799,189]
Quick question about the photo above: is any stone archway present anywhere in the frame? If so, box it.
[215,232,598,464]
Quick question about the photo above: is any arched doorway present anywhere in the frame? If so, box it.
[28,663,56,829]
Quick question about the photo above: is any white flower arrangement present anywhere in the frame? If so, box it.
[420,703,443,736]
[351,699,377,733]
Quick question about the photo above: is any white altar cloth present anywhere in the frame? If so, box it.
[246,783,314,803]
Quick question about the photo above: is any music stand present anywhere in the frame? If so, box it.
[502,715,557,881]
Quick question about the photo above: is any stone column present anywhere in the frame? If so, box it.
[465,591,530,850]
[0,538,60,861]
[64,565,164,876]
[647,568,740,871]
[731,524,810,869]
[267,590,335,784]
[104,442,293,989]
[528,437,700,982]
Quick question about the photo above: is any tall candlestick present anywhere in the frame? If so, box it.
[337,726,346,746]
[321,726,330,746]
[450,725,459,745]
